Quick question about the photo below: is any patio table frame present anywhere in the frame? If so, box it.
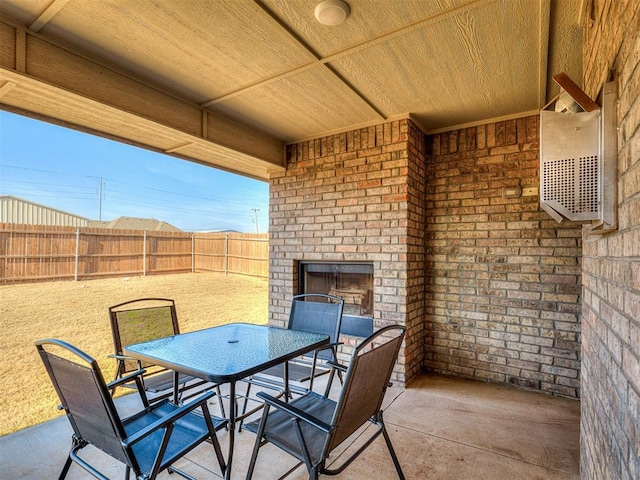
[124,322,330,480]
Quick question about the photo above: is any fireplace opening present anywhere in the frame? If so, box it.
[298,261,374,337]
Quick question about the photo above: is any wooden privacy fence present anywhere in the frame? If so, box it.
[0,223,269,284]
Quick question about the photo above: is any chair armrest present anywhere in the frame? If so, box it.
[123,391,220,447]
[106,368,147,389]
[108,353,134,360]
[326,360,347,373]
[256,391,332,434]
[316,341,343,352]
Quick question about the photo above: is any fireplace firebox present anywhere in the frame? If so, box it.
[298,261,374,337]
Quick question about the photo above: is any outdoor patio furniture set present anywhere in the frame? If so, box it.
[35,295,406,480]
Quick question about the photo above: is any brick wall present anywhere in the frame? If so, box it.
[580,1,640,478]
[268,3,638,476]
[406,123,427,381]
[424,116,583,398]
[269,119,426,382]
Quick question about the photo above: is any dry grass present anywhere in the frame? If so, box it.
[0,272,268,436]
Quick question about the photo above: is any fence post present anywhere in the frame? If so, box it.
[74,228,80,281]
[224,233,229,275]
[191,233,195,273]
[143,230,147,276]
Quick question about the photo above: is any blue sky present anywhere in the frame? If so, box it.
[0,111,269,232]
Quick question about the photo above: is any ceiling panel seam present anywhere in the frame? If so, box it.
[201,0,385,120]
[202,0,488,119]
[28,0,71,33]
[318,0,488,64]
[254,0,322,62]
[204,0,488,97]
[538,0,551,108]
[322,63,387,119]
[165,142,193,153]
[0,80,17,99]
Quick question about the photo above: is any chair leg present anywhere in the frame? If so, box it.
[245,404,271,480]
[59,436,82,480]
[245,444,259,480]
[309,466,320,480]
[58,454,73,480]
[199,401,227,476]
[380,418,405,480]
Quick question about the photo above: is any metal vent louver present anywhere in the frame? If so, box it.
[540,73,604,224]
[541,154,600,219]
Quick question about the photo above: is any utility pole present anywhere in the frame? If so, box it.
[98,177,103,221]
[251,208,260,233]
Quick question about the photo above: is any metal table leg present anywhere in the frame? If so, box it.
[224,380,236,480]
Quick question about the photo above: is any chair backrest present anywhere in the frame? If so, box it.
[288,294,344,361]
[35,339,135,469]
[328,325,405,450]
[109,298,179,373]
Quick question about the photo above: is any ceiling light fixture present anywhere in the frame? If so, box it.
[314,0,350,26]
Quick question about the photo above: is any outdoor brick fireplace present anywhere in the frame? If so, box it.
[299,261,374,337]
[268,119,426,384]
[268,115,583,392]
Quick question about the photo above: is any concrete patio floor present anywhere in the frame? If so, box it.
[0,374,580,479]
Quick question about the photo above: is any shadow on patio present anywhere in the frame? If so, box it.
[0,374,579,479]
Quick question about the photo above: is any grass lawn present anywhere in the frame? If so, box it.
[0,272,268,436]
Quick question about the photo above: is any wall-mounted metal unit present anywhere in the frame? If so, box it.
[539,74,617,232]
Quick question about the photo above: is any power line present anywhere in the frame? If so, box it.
[0,163,268,230]
[1,163,254,206]
[0,163,101,180]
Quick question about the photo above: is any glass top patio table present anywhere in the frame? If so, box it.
[124,322,330,479]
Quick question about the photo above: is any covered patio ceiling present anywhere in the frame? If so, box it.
[0,0,583,181]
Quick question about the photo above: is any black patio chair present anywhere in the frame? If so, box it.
[244,325,406,480]
[239,294,344,425]
[108,298,218,407]
[35,338,227,480]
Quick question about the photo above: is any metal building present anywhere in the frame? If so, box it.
[0,195,89,227]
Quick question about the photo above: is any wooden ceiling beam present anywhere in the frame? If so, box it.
[0,19,284,181]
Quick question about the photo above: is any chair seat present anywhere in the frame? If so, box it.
[244,392,336,464]
[123,399,226,473]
